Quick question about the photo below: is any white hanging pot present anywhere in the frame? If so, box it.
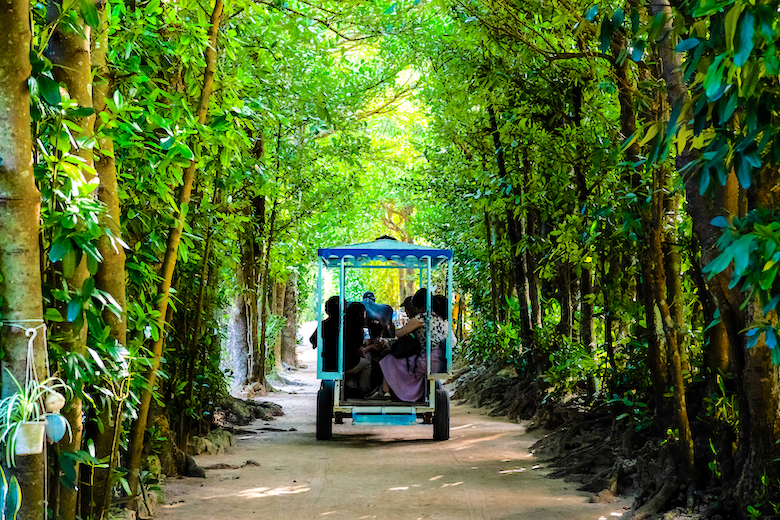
[44,392,66,413]
[45,414,69,443]
[14,421,45,455]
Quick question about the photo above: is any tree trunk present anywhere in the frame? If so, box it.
[231,289,249,385]
[556,265,573,339]
[83,2,127,517]
[0,5,47,519]
[126,0,223,507]
[456,294,465,340]
[526,208,542,329]
[487,105,531,351]
[273,278,285,367]
[45,0,96,515]
[664,193,689,375]
[179,216,213,447]
[646,167,695,479]
[736,300,780,510]
[253,201,277,384]
[280,272,298,367]
[485,212,499,321]
[580,267,597,400]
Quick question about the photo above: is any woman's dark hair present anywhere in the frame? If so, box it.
[325,295,339,316]
[433,295,448,319]
[412,289,447,318]
[343,302,366,348]
[344,302,365,325]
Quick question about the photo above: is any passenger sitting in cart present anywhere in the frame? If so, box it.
[343,302,372,398]
[367,289,447,401]
[309,295,340,371]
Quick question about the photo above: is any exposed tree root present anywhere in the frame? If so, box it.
[630,478,679,520]
[448,363,713,517]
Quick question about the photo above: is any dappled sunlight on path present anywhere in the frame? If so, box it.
[158,327,629,520]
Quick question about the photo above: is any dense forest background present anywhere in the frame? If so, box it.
[0,0,779,518]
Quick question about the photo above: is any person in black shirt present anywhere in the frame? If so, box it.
[343,302,371,398]
[310,296,340,371]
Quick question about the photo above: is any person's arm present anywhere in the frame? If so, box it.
[396,317,422,338]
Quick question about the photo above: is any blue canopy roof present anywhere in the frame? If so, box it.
[318,239,452,268]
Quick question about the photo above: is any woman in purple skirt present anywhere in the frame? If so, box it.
[368,289,447,401]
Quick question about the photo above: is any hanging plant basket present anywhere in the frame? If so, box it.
[14,421,45,456]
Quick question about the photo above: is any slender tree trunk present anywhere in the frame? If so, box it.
[45,1,96,515]
[485,212,499,321]
[179,215,213,447]
[253,201,277,384]
[487,105,531,351]
[83,2,127,516]
[526,208,542,329]
[690,238,732,380]
[273,278,285,367]
[580,267,597,400]
[664,193,689,375]
[647,168,695,479]
[456,295,465,340]
[231,287,249,385]
[556,265,573,339]
[126,0,223,507]
[0,5,47,519]
[280,272,298,367]
[610,31,673,424]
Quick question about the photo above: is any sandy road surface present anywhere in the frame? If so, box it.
[158,324,626,520]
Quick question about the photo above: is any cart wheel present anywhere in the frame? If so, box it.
[316,380,334,440]
[433,381,449,441]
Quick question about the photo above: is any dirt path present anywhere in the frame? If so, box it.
[158,325,626,520]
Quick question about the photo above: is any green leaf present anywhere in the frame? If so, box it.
[747,327,760,349]
[767,328,778,350]
[611,8,624,26]
[48,237,71,263]
[7,476,20,520]
[711,216,729,228]
[38,75,61,106]
[631,40,645,62]
[160,136,174,150]
[732,233,756,276]
[719,91,738,124]
[699,168,711,195]
[59,453,78,489]
[704,55,726,99]
[760,266,778,290]
[175,144,194,161]
[78,0,100,29]
[67,299,83,323]
[45,308,64,322]
[87,254,98,275]
[82,276,95,296]
[703,245,735,277]
[676,38,699,52]
[599,16,613,54]
[724,4,742,53]
[735,11,755,67]
[735,152,753,189]
[763,294,780,315]
[384,2,396,14]
[772,346,780,365]
[62,247,77,278]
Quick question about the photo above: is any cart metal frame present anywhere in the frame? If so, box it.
[314,239,453,440]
